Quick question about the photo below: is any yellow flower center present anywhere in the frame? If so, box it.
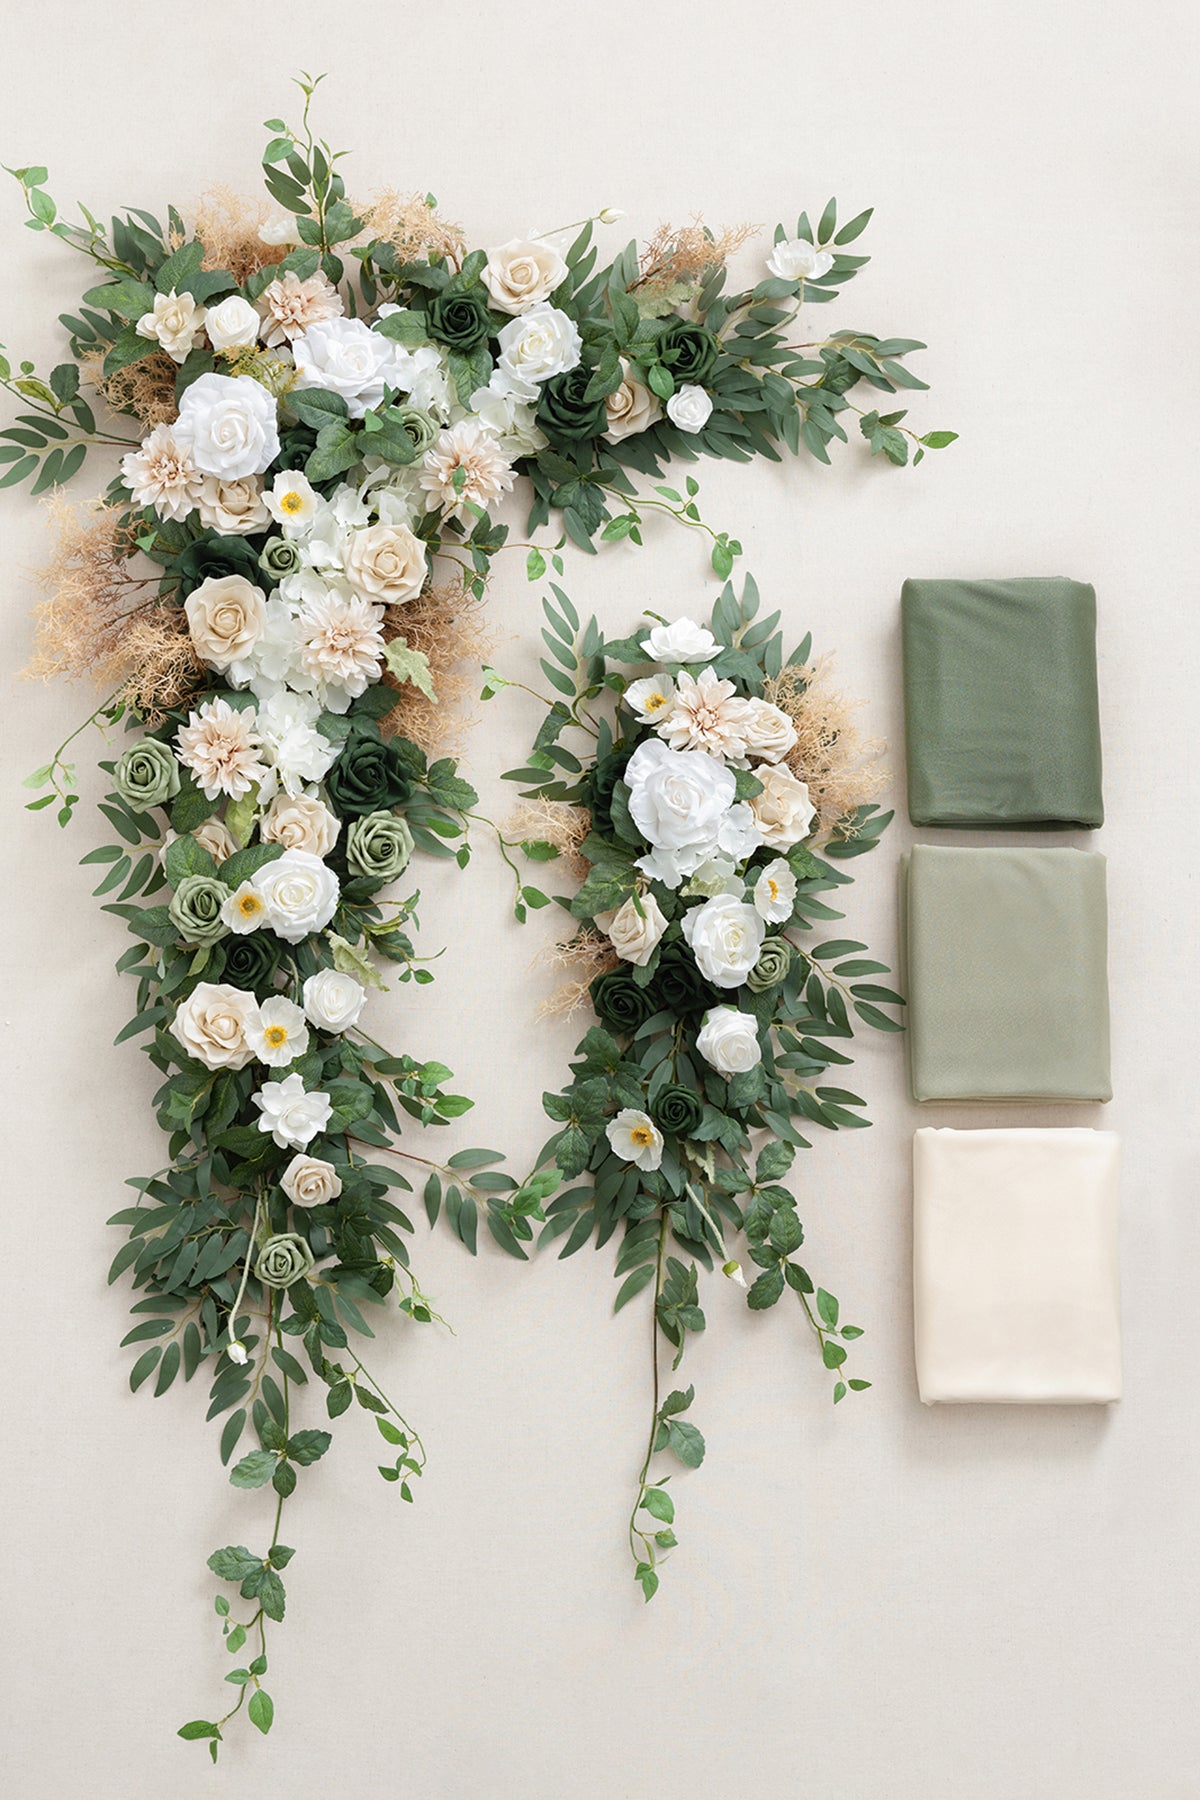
[263,1024,289,1049]
[630,1125,654,1148]
[280,490,305,514]
[767,880,779,901]
[645,690,669,713]
[237,892,264,918]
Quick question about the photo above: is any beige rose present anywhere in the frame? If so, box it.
[280,1152,343,1208]
[193,818,241,864]
[603,359,664,443]
[171,981,260,1070]
[184,574,268,675]
[596,892,669,967]
[195,475,271,536]
[748,763,817,849]
[136,288,206,364]
[481,237,568,315]
[343,521,427,604]
[739,697,798,764]
[260,792,341,858]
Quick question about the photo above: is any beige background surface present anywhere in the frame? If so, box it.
[1,2,1197,1795]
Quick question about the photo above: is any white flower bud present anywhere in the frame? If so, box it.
[722,1260,747,1287]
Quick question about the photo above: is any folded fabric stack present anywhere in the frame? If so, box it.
[900,577,1117,1405]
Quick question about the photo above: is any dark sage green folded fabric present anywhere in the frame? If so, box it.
[902,577,1104,828]
[901,845,1111,1102]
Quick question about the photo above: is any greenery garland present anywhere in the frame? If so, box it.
[493,576,903,1598]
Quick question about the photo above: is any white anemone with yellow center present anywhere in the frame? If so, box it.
[250,996,310,1070]
[605,1107,665,1174]
[221,880,268,936]
[264,468,320,536]
[623,672,676,725]
[752,857,798,925]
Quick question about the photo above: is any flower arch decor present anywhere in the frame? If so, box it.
[3,73,947,1754]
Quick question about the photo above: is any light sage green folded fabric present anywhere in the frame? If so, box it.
[901,845,1111,1101]
[902,577,1104,828]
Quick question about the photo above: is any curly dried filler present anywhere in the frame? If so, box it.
[356,189,466,268]
[537,928,620,1023]
[376,583,492,756]
[82,345,178,431]
[634,215,763,298]
[764,656,889,840]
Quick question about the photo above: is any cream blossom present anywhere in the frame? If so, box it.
[280,1153,343,1207]
[294,590,386,701]
[302,968,367,1033]
[264,469,320,534]
[226,1340,251,1365]
[221,880,269,935]
[753,858,798,924]
[482,237,569,314]
[121,424,200,521]
[192,817,241,864]
[194,474,271,536]
[739,696,798,763]
[175,696,268,800]
[605,1108,664,1173]
[171,982,260,1071]
[256,268,344,347]
[748,763,817,849]
[624,673,676,723]
[645,618,720,663]
[343,521,427,604]
[420,418,516,521]
[494,302,582,397]
[259,213,303,248]
[681,893,765,988]
[203,294,261,352]
[261,791,340,858]
[656,666,748,760]
[176,372,280,479]
[595,893,669,967]
[254,849,340,944]
[249,995,310,1068]
[184,574,268,680]
[666,384,713,434]
[292,316,395,417]
[767,238,835,283]
[135,288,205,363]
[695,1005,762,1074]
[252,1072,332,1149]
[602,359,663,442]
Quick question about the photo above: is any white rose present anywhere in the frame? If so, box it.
[171,982,261,1071]
[344,521,427,604]
[254,849,340,944]
[696,1005,762,1075]
[136,289,206,363]
[595,893,668,967]
[204,294,262,352]
[605,1108,664,1173]
[293,317,397,418]
[280,1153,343,1207]
[681,894,765,988]
[252,1072,332,1149]
[740,697,798,763]
[482,237,568,314]
[645,619,720,663]
[748,764,817,849]
[753,858,797,924]
[666,384,713,434]
[261,792,340,858]
[767,238,835,283]
[625,738,737,889]
[602,359,663,442]
[195,475,271,536]
[623,673,676,723]
[184,574,268,680]
[176,372,280,479]
[494,302,582,396]
[302,968,367,1034]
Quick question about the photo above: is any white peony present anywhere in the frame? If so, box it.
[482,237,568,314]
[176,372,280,479]
[255,690,341,799]
[666,384,713,434]
[748,763,817,849]
[184,575,267,683]
[696,1005,762,1075]
[280,1152,343,1207]
[623,673,676,724]
[265,470,320,534]
[471,380,547,457]
[625,737,737,888]
[204,294,261,352]
[767,238,835,283]
[753,858,798,923]
[136,289,205,363]
[249,995,310,1068]
[740,697,798,763]
[645,618,720,663]
[293,316,396,418]
[171,982,260,1070]
[302,968,367,1034]
[252,1073,332,1149]
[254,849,340,944]
[681,894,765,988]
[494,302,582,397]
[605,1108,664,1173]
[595,893,668,967]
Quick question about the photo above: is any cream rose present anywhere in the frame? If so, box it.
[184,575,268,679]
[204,294,262,351]
[494,302,582,397]
[261,792,341,858]
[595,893,669,967]
[739,697,798,763]
[280,1153,343,1208]
[681,894,765,988]
[482,237,568,314]
[603,359,663,442]
[171,981,260,1070]
[136,289,205,363]
[176,372,280,479]
[192,817,241,864]
[696,1005,762,1075]
[344,521,428,604]
[195,475,271,536]
[748,764,817,849]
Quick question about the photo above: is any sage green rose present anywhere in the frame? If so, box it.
[113,738,181,811]
[169,873,232,947]
[258,535,303,584]
[346,810,415,882]
[256,1232,315,1289]
[386,405,438,461]
[745,936,794,993]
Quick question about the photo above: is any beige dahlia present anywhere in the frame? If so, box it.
[656,667,748,760]
[256,270,344,347]
[419,419,516,522]
[175,696,268,801]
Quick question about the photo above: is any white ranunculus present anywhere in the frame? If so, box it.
[748,763,817,849]
[171,982,261,1071]
[204,294,262,352]
[184,575,268,682]
[645,618,720,663]
[252,1072,332,1149]
[254,849,340,944]
[265,470,320,535]
[681,894,765,988]
[482,237,568,314]
[739,697,798,763]
[605,1108,665,1173]
[261,791,340,858]
[292,316,396,418]
[666,383,713,434]
[623,673,676,724]
[767,238,835,283]
[595,893,668,967]
[494,302,582,397]
[136,288,206,363]
[602,359,663,442]
[625,738,737,889]
[696,1005,762,1075]
[302,968,367,1034]
[280,1152,343,1207]
[177,372,280,479]
[753,858,798,923]
[249,995,310,1068]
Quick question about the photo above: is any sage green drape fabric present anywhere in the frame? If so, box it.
[901,577,1104,828]
[901,845,1112,1101]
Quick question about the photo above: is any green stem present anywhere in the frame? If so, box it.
[628,1210,668,1572]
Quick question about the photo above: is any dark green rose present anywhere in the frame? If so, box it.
[537,367,608,443]
[587,744,634,840]
[258,536,302,584]
[650,1082,704,1138]
[169,873,232,947]
[215,931,285,994]
[277,423,318,467]
[426,289,493,354]
[746,937,794,993]
[657,320,719,385]
[325,730,414,819]
[652,941,721,1018]
[113,738,181,811]
[174,533,264,599]
[590,970,656,1035]
[256,1232,315,1290]
[346,810,415,882]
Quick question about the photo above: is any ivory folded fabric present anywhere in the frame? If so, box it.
[901,844,1111,1102]
[902,577,1103,828]
[913,1127,1121,1404]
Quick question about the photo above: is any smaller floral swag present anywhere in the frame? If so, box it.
[494,578,903,1601]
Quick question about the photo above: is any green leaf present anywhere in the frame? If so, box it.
[248,1689,274,1735]
[614,1264,655,1313]
[666,1419,705,1468]
[384,637,437,702]
[285,1428,331,1465]
[642,1486,675,1524]
[816,1287,840,1328]
[177,1721,220,1741]
[229,1449,278,1489]
[207,1545,263,1582]
[747,1265,785,1310]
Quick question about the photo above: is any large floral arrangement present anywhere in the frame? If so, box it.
[494,577,903,1598]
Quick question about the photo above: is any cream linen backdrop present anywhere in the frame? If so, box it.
[1,3,1197,1796]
